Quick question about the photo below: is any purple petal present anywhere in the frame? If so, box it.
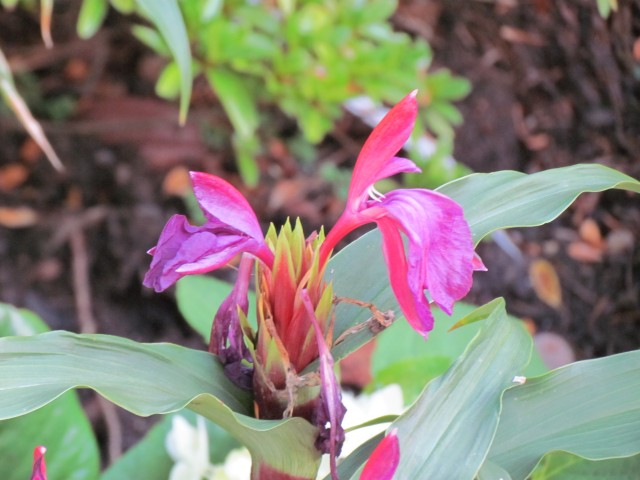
[143,214,260,292]
[190,172,265,240]
[300,289,345,480]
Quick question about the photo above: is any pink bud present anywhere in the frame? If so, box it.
[31,446,47,480]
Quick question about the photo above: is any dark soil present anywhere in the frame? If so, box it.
[1,0,639,468]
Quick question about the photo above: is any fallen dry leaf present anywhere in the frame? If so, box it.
[578,217,604,249]
[529,258,563,309]
[163,166,192,197]
[567,241,603,263]
[0,163,29,191]
[0,206,39,228]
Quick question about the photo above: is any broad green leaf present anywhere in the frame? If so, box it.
[135,0,192,123]
[530,452,640,480]
[0,332,249,418]
[487,349,640,479]
[0,332,320,478]
[102,411,240,480]
[390,299,531,478]
[0,305,100,480]
[77,0,108,39]
[370,301,547,403]
[176,274,256,343]
[334,299,532,479]
[439,164,640,245]
[478,460,512,480]
[325,164,640,363]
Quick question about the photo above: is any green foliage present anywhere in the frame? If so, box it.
[0,304,100,480]
[2,0,469,185]
[487,349,640,479]
[369,301,547,404]
[596,0,618,18]
[531,452,640,480]
[0,331,322,478]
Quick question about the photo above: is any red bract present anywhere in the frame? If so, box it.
[31,446,47,480]
[144,91,482,479]
[360,429,400,480]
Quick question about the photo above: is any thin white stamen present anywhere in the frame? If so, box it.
[367,185,386,202]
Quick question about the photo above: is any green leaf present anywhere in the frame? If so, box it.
[334,300,532,479]
[0,304,100,480]
[206,69,261,185]
[487,349,640,479]
[369,301,547,403]
[77,0,108,39]
[530,452,640,480]
[155,61,182,99]
[134,0,192,123]
[439,163,640,245]
[390,299,531,478]
[0,332,250,419]
[131,25,171,56]
[0,332,320,478]
[207,69,259,139]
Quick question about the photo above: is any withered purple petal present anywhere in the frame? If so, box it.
[301,289,345,480]
[210,255,254,390]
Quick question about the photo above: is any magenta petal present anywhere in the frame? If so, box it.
[381,189,475,315]
[367,188,475,336]
[190,172,264,240]
[348,92,418,203]
[377,218,435,337]
[360,429,400,480]
[143,214,259,292]
[300,290,345,480]
[31,446,47,480]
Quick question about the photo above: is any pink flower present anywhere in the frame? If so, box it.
[360,429,400,480]
[143,91,482,479]
[31,446,47,480]
[321,91,484,337]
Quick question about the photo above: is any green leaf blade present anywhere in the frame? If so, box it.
[488,350,640,479]
[135,0,192,123]
[391,299,532,478]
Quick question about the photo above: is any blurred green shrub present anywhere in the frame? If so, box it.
[2,0,471,186]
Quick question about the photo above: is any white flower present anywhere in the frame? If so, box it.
[166,415,212,480]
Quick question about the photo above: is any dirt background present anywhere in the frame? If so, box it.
[0,0,639,467]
